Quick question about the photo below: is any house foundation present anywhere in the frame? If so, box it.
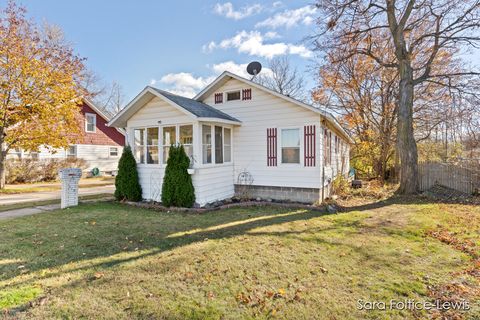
[234,184,325,204]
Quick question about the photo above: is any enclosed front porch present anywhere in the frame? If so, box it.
[130,120,238,206]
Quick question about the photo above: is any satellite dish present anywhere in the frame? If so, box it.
[246,61,262,79]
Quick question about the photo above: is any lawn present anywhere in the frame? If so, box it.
[0,198,478,319]
[0,176,114,194]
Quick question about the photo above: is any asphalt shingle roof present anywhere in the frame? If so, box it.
[149,87,240,123]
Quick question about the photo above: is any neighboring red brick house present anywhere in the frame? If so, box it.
[8,99,125,173]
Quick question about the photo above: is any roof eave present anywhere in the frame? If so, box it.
[197,117,242,125]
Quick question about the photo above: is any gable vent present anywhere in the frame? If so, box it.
[242,89,252,101]
[214,93,223,104]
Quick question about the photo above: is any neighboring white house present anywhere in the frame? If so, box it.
[7,99,125,173]
[108,71,352,206]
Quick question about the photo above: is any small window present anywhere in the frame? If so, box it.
[202,125,212,164]
[226,91,240,101]
[224,128,231,162]
[30,152,39,160]
[67,145,77,158]
[109,147,119,157]
[134,128,145,163]
[215,126,223,163]
[162,126,176,164]
[146,127,159,164]
[281,129,300,164]
[85,113,96,133]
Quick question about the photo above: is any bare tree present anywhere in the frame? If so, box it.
[256,56,305,100]
[97,81,125,116]
[314,0,480,194]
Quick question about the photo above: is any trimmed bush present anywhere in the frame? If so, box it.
[161,145,195,207]
[114,145,142,201]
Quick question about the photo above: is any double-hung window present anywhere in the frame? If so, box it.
[85,113,96,133]
[202,125,212,164]
[67,145,77,159]
[215,126,223,164]
[281,128,300,164]
[224,128,231,162]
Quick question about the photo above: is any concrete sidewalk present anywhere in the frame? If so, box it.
[0,185,114,206]
[0,203,61,220]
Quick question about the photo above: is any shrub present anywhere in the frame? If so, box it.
[6,158,87,184]
[332,175,350,197]
[161,145,195,207]
[114,146,142,201]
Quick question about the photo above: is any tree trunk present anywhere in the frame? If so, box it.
[0,150,5,189]
[396,61,419,194]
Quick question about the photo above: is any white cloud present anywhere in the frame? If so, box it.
[149,61,274,98]
[255,5,317,29]
[203,30,312,59]
[213,2,263,20]
[154,72,216,98]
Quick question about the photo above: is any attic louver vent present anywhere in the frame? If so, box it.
[242,89,252,100]
[214,93,223,104]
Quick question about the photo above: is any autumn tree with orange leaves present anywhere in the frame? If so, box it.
[0,1,85,188]
[314,0,480,194]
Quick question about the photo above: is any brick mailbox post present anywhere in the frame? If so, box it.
[59,168,82,209]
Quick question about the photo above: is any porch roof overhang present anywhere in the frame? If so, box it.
[107,86,242,128]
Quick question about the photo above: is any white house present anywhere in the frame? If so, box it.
[108,71,352,206]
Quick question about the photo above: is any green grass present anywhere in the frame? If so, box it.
[1,177,114,194]
[0,194,113,212]
[0,199,478,319]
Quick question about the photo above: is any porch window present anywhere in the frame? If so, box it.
[147,127,159,164]
[224,128,231,162]
[162,126,176,164]
[281,128,300,164]
[215,126,223,164]
[202,125,212,164]
[134,128,145,163]
[180,125,193,160]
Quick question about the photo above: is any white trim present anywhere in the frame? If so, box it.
[85,113,97,133]
[108,87,242,128]
[194,71,353,144]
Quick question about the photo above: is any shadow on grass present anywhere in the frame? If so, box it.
[0,195,469,304]
[0,204,328,286]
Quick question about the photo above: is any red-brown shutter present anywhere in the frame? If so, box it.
[214,93,223,104]
[267,128,277,166]
[242,88,252,100]
[304,125,316,167]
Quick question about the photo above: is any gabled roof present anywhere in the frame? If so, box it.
[194,71,354,144]
[83,98,112,123]
[108,86,241,128]
[149,87,240,123]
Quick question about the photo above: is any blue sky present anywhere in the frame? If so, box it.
[7,0,318,101]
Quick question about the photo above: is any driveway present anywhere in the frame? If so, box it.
[0,185,114,206]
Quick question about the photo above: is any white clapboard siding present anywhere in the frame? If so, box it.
[203,78,323,189]
[136,164,234,206]
[76,145,123,171]
[127,96,192,128]
[7,145,122,172]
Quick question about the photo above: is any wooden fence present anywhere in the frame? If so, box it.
[418,161,480,195]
